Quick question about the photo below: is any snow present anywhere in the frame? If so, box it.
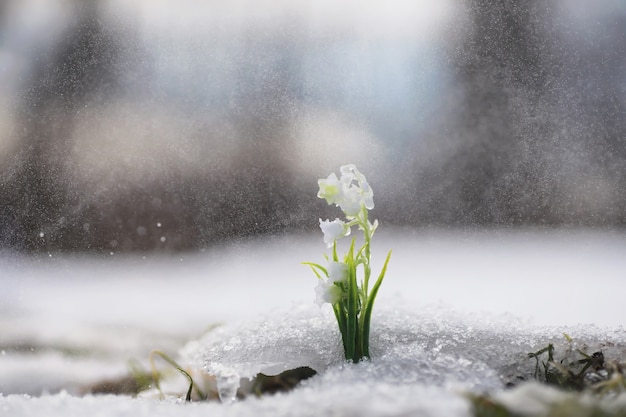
[1,229,625,416]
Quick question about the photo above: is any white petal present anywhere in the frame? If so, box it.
[339,164,357,176]
[336,186,359,216]
[314,280,342,306]
[317,173,342,205]
[319,218,349,247]
[360,180,375,210]
[327,261,349,283]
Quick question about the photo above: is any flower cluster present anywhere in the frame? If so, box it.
[316,165,378,248]
[318,164,374,215]
[304,164,391,363]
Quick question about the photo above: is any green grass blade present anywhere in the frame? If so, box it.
[361,250,391,359]
[346,239,358,361]
[301,262,328,278]
[334,302,348,357]
[149,350,199,402]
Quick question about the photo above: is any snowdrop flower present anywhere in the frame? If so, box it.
[318,164,374,218]
[337,186,362,217]
[327,261,349,283]
[314,280,342,306]
[317,172,343,205]
[341,164,374,211]
[305,164,391,363]
[358,180,374,211]
[319,218,351,247]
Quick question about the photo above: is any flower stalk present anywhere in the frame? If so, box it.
[303,164,391,362]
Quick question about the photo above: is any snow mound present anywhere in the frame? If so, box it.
[180,302,625,404]
[2,230,626,416]
[3,302,626,417]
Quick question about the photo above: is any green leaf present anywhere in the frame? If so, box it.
[360,250,391,359]
[301,262,328,278]
[333,302,348,358]
[345,238,358,362]
[149,350,200,402]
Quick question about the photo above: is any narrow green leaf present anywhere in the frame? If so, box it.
[301,262,328,278]
[149,350,199,402]
[334,302,348,357]
[345,239,358,361]
[361,250,392,359]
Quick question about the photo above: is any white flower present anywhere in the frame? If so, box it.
[318,164,375,218]
[327,261,349,283]
[314,279,342,306]
[319,218,351,247]
[317,173,343,205]
[341,164,374,211]
[313,261,349,306]
[359,180,374,210]
[337,186,362,217]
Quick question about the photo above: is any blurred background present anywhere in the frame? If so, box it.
[1,0,625,253]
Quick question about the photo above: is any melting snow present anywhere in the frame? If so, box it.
[1,229,625,416]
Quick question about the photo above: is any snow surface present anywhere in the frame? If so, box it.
[1,229,625,416]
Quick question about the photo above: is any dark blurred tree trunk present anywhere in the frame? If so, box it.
[399,0,570,226]
[447,0,560,225]
[0,1,125,250]
[398,0,626,227]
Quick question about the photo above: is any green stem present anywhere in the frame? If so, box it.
[361,206,372,297]
[358,207,372,360]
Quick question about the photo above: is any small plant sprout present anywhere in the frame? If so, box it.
[303,164,391,363]
[149,350,200,402]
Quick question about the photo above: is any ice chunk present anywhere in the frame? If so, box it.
[180,304,343,401]
[181,302,532,401]
[182,300,626,405]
